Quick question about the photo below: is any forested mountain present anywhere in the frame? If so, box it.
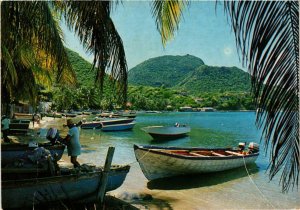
[177,65,251,93]
[63,49,254,110]
[128,55,251,93]
[128,54,205,87]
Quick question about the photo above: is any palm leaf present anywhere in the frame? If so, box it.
[60,1,128,105]
[1,1,76,105]
[151,0,188,46]
[224,1,299,192]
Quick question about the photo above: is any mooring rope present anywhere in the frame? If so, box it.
[126,149,151,166]
[242,156,275,209]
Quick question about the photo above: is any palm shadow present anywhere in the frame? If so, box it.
[147,164,259,190]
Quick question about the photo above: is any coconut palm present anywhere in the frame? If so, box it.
[1,1,76,109]
[150,0,299,192]
[1,1,127,110]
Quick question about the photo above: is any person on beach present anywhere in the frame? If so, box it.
[1,115,10,143]
[63,119,81,168]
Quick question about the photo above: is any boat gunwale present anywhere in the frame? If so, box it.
[134,144,259,160]
[101,122,136,128]
[1,144,66,151]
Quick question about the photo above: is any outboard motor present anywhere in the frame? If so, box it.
[238,142,246,150]
[248,142,259,153]
[46,128,61,145]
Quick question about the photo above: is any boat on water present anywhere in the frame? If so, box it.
[100,118,135,126]
[134,143,259,180]
[142,125,191,140]
[1,143,65,166]
[81,118,134,129]
[101,122,135,132]
[81,121,102,129]
[2,164,130,209]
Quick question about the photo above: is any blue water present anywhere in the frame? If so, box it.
[44,112,298,209]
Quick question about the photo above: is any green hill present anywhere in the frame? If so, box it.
[177,65,251,93]
[128,54,205,87]
[66,48,95,87]
[128,54,251,93]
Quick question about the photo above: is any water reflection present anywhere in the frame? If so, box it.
[147,164,259,190]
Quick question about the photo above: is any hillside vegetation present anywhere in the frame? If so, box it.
[51,49,254,111]
[128,55,251,94]
[128,54,204,87]
[177,65,251,93]
[66,49,95,87]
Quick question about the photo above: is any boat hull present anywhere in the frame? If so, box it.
[1,143,65,166]
[81,122,102,129]
[134,145,259,180]
[101,123,135,132]
[2,165,130,209]
[100,118,134,126]
[142,126,191,140]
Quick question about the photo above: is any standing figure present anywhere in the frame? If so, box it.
[1,115,10,143]
[63,119,81,168]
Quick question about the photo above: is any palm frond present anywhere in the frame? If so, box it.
[224,1,299,192]
[61,1,128,104]
[1,1,76,104]
[151,0,188,46]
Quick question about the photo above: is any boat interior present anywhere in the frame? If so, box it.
[150,149,250,157]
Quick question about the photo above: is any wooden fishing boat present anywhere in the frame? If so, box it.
[134,143,259,180]
[81,121,102,129]
[142,125,191,140]
[101,122,135,132]
[1,164,130,209]
[100,118,134,126]
[1,143,65,166]
[9,119,30,134]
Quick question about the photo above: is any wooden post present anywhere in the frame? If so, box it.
[97,146,115,203]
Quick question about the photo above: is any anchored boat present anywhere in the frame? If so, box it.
[142,125,191,140]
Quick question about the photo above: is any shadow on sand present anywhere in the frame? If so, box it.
[147,164,259,190]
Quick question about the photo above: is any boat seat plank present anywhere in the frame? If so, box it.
[189,152,207,157]
[225,151,244,156]
[150,149,189,152]
[211,152,226,157]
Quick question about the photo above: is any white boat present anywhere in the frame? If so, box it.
[101,122,135,132]
[142,125,191,140]
[134,143,259,181]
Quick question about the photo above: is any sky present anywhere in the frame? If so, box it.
[62,1,245,71]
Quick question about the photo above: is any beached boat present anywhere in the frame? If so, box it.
[9,119,30,134]
[81,121,102,129]
[142,125,191,140]
[1,164,130,209]
[134,143,259,180]
[1,143,65,166]
[101,122,135,132]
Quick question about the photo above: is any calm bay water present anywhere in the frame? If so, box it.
[44,112,299,209]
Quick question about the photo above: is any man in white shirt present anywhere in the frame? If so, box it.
[1,115,10,143]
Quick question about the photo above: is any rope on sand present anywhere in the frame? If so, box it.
[242,156,275,209]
